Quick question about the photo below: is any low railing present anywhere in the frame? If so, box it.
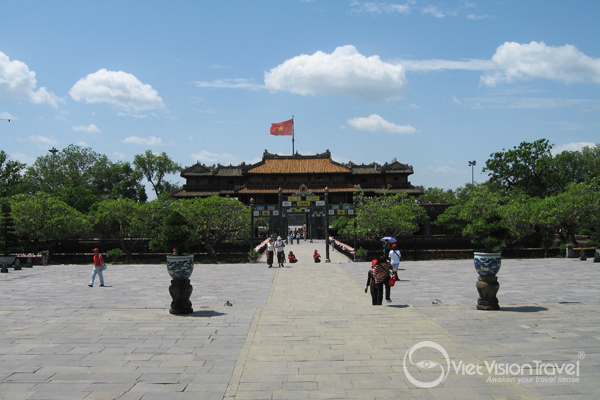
[330,237,355,259]
[254,238,269,253]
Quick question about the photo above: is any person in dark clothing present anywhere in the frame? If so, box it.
[382,239,392,257]
[365,259,378,305]
[370,257,392,306]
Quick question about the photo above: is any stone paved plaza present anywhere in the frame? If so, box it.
[1,240,598,399]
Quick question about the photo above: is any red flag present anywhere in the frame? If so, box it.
[270,119,293,136]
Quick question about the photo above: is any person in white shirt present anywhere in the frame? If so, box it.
[389,244,401,271]
[274,236,286,267]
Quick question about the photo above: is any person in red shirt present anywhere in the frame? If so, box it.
[313,250,321,263]
[88,248,105,287]
[288,251,297,263]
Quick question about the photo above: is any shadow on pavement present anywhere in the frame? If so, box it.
[500,306,548,312]
[179,310,227,317]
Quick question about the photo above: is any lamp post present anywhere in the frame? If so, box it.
[278,188,283,238]
[352,196,358,261]
[468,160,476,184]
[249,198,254,251]
[324,187,330,263]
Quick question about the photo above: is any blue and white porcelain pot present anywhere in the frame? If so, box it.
[166,254,194,280]
[474,252,502,277]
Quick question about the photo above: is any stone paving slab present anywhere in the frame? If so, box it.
[0,241,598,399]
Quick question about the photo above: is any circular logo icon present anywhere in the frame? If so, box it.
[403,341,450,388]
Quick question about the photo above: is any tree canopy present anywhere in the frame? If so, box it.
[10,192,92,252]
[22,145,146,212]
[333,191,428,240]
[133,150,181,198]
[483,139,600,199]
[0,150,26,198]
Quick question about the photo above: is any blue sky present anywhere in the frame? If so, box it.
[1,0,599,196]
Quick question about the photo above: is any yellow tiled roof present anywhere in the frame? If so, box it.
[247,158,350,174]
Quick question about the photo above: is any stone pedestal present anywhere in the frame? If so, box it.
[169,279,193,315]
[14,259,21,270]
[476,276,500,310]
[1,262,8,273]
[566,245,574,258]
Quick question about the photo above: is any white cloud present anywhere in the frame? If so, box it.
[70,69,165,111]
[347,114,418,134]
[0,111,15,120]
[481,41,600,86]
[422,5,446,18]
[349,1,413,14]
[264,45,408,101]
[122,136,164,146]
[28,135,58,150]
[398,41,600,88]
[72,124,100,133]
[76,141,89,147]
[193,78,263,91]
[0,51,59,108]
[552,142,597,155]
[113,151,126,160]
[466,14,492,20]
[191,150,239,165]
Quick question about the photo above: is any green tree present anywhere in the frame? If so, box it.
[0,200,22,255]
[133,150,181,198]
[499,194,540,241]
[93,198,159,262]
[10,192,92,253]
[435,185,516,252]
[553,144,600,187]
[532,181,600,246]
[483,139,559,198]
[150,210,195,255]
[417,187,457,203]
[333,191,428,239]
[23,145,146,212]
[0,150,26,198]
[173,196,249,260]
[93,160,147,203]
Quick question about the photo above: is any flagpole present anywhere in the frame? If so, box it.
[292,115,295,155]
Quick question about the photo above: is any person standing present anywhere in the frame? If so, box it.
[371,257,392,305]
[382,239,392,257]
[296,231,300,245]
[274,236,286,267]
[389,244,401,272]
[266,237,274,268]
[365,259,378,305]
[88,248,105,287]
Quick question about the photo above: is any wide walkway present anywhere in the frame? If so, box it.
[0,240,598,399]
